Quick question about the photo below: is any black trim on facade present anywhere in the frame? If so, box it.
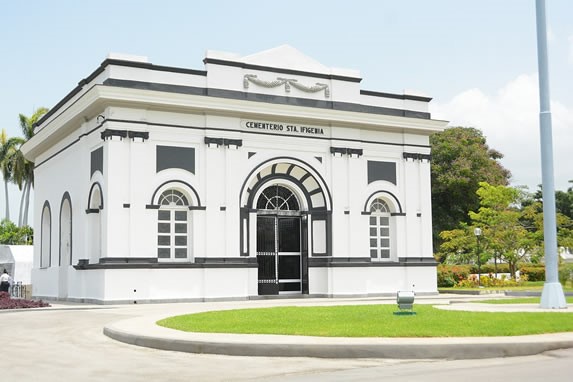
[219,206,226,211]
[127,131,149,141]
[391,212,407,217]
[123,204,130,208]
[248,152,256,159]
[87,182,104,210]
[330,147,363,157]
[417,212,422,217]
[85,208,100,214]
[150,180,202,207]
[74,256,257,270]
[403,152,432,161]
[361,90,432,102]
[101,129,128,140]
[189,206,207,210]
[204,137,243,147]
[203,57,362,83]
[34,58,207,129]
[34,117,432,170]
[344,211,350,215]
[307,257,437,267]
[315,156,322,163]
[361,211,371,215]
[102,79,431,120]
[363,190,403,214]
[145,205,160,209]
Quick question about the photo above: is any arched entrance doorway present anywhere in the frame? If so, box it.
[240,158,332,296]
[256,185,303,295]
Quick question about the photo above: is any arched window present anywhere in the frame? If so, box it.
[59,194,72,266]
[41,202,51,268]
[256,185,300,211]
[369,198,391,260]
[87,183,103,263]
[157,189,190,261]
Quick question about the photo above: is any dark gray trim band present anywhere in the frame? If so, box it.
[103,79,431,120]
[205,137,243,147]
[361,90,432,102]
[74,256,257,270]
[35,59,206,128]
[34,117,432,170]
[403,152,432,161]
[391,212,407,217]
[363,190,403,214]
[308,257,437,267]
[203,57,362,83]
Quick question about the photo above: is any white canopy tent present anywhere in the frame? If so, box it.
[0,245,33,285]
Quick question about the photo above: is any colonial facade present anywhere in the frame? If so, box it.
[22,46,447,303]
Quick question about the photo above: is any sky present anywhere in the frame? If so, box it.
[0,0,572,221]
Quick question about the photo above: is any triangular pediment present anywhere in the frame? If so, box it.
[241,45,331,74]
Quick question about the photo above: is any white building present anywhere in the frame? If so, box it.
[22,46,447,303]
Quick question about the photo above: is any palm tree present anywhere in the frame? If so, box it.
[14,107,48,226]
[0,129,25,221]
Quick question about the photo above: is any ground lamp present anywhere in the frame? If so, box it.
[474,227,482,287]
[394,290,416,315]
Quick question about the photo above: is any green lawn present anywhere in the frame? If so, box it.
[157,304,573,338]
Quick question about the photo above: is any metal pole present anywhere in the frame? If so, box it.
[477,235,481,287]
[536,0,566,308]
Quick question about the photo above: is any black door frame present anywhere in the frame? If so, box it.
[256,213,308,295]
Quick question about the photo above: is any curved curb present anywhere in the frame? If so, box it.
[103,320,573,359]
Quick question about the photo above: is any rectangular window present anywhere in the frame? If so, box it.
[369,213,391,261]
[157,207,190,262]
[158,210,170,221]
[175,223,187,233]
[158,236,170,245]
[175,211,187,221]
[158,248,170,258]
[158,223,170,233]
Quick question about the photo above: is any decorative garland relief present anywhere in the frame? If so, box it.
[243,74,330,98]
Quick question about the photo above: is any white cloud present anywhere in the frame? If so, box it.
[431,74,573,191]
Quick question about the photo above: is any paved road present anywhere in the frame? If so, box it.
[1,301,572,381]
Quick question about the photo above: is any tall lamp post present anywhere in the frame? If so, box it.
[536,0,566,308]
[474,227,481,288]
[474,227,482,287]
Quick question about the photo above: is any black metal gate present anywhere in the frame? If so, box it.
[256,216,302,295]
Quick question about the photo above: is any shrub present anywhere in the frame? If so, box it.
[437,264,471,287]
[0,291,50,309]
[520,265,546,282]
[474,263,510,274]
[559,264,573,286]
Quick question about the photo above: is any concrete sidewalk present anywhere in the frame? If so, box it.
[102,295,573,360]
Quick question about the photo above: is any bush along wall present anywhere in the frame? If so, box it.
[519,266,546,282]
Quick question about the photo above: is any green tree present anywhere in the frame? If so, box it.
[13,107,48,226]
[0,129,24,221]
[468,183,529,277]
[439,182,573,277]
[431,127,511,253]
[555,182,573,220]
[0,219,33,245]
